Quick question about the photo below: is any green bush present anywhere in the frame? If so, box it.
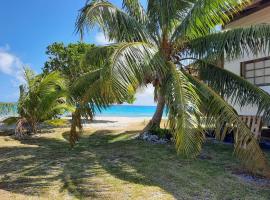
[149,126,172,139]
[2,117,19,125]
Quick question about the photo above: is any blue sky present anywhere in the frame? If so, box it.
[0,0,154,105]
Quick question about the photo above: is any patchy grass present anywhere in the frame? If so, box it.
[0,126,270,200]
[44,118,70,127]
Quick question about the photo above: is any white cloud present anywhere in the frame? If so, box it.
[133,85,156,106]
[0,46,25,86]
[94,32,114,45]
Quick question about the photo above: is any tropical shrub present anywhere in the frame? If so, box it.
[2,117,19,126]
[15,68,73,138]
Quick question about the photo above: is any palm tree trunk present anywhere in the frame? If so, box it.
[143,92,165,132]
[31,121,38,134]
[70,109,82,147]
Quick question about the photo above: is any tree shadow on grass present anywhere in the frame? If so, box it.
[0,134,112,199]
[0,130,269,199]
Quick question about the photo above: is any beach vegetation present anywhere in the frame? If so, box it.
[149,126,172,140]
[2,116,19,126]
[14,68,73,138]
[42,42,137,144]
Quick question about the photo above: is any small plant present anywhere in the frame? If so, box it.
[149,126,172,140]
[2,117,19,126]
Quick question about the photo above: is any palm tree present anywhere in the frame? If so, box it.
[15,68,73,138]
[75,0,270,174]
[40,42,137,144]
[68,46,138,145]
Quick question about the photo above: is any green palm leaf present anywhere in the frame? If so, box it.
[76,0,150,42]
[166,62,204,157]
[186,72,268,173]
[122,0,146,24]
[172,0,251,40]
[198,61,270,122]
[190,24,270,60]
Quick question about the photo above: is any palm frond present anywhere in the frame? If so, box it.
[186,72,268,173]
[165,62,203,157]
[81,42,161,93]
[147,0,195,37]
[76,0,150,42]
[172,0,251,41]
[189,24,270,60]
[122,0,146,24]
[18,68,72,125]
[197,61,270,123]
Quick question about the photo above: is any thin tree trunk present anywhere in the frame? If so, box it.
[142,92,165,132]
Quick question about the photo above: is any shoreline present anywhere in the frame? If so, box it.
[0,116,153,131]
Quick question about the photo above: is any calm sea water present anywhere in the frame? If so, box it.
[0,105,158,118]
[97,105,157,117]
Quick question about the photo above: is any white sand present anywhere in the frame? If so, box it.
[82,116,151,129]
[0,116,152,131]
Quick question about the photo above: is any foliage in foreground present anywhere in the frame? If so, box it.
[74,0,270,174]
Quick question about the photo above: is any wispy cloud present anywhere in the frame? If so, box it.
[133,85,156,106]
[0,45,25,86]
[94,32,114,45]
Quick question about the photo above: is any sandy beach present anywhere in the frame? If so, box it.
[0,116,153,133]
[82,116,152,129]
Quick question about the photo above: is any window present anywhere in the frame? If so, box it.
[241,57,270,86]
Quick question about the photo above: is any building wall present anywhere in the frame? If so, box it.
[224,6,270,115]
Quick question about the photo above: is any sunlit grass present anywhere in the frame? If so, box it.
[0,126,269,200]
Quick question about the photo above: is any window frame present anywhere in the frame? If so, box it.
[240,56,270,86]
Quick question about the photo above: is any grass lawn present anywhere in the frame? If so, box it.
[0,125,270,200]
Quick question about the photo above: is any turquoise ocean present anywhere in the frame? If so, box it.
[0,105,158,118]
[97,105,157,117]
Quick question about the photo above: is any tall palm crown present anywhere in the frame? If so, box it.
[76,0,270,173]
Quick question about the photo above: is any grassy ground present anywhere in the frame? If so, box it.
[0,124,270,200]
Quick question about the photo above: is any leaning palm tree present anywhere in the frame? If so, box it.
[15,68,73,138]
[75,0,270,174]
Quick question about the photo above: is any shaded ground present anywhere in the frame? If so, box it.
[0,125,270,200]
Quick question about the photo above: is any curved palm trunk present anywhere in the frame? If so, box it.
[143,92,165,132]
[70,109,83,147]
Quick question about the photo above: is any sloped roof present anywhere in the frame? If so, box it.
[230,0,270,22]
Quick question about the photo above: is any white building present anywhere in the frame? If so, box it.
[224,0,270,116]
